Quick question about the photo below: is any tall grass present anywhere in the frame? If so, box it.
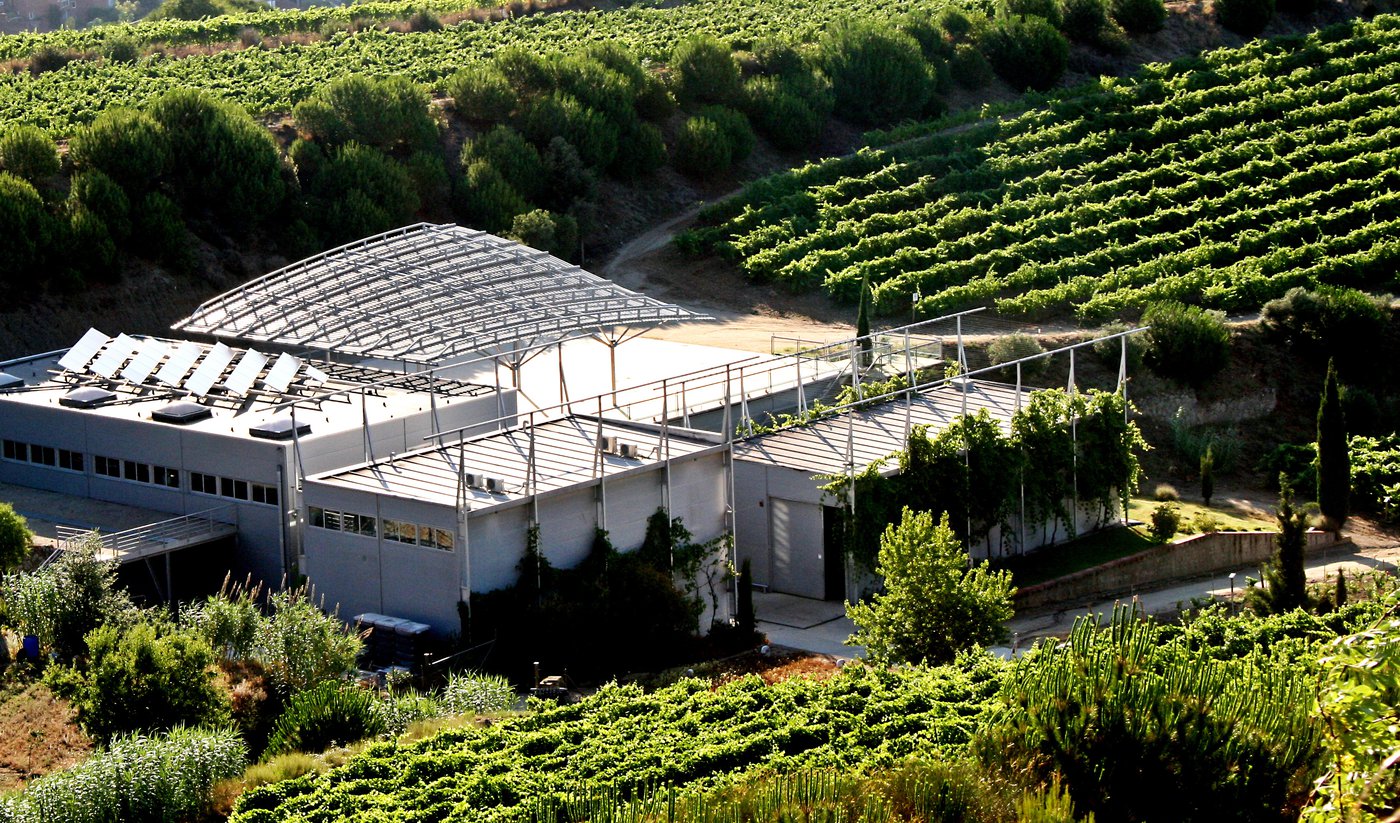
[440,670,515,715]
[0,726,246,823]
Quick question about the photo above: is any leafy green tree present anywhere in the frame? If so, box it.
[310,143,419,244]
[847,508,1015,664]
[673,116,733,176]
[69,169,132,242]
[1317,359,1349,530]
[293,75,438,153]
[68,108,168,196]
[463,125,544,200]
[68,617,230,742]
[1,534,134,659]
[1200,443,1215,506]
[457,159,528,234]
[0,172,49,287]
[1110,0,1166,32]
[446,63,517,122]
[671,35,742,105]
[1143,301,1231,387]
[1249,477,1311,615]
[980,14,1070,93]
[818,22,932,125]
[0,125,60,186]
[0,503,31,573]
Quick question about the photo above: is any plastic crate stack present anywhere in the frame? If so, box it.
[354,613,431,669]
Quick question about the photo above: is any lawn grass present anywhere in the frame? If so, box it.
[993,497,1276,588]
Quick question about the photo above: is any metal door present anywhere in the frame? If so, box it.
[770,498,825,599]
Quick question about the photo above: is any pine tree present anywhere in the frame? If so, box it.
[1317,358,1349,530]
[1249,476,1310,614]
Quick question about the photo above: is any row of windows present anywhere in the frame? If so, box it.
[309,507,453,551]
[2,439,277,506]
[190,473,279,506]
[3,440,83,472]
[94,456,180,488]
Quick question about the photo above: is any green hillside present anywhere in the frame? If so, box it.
[686,15,1400,321]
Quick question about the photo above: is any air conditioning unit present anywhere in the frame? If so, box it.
[598,435,618,453]
[617,442,641,459]
[465,472,483,489]
[484,476,506,494]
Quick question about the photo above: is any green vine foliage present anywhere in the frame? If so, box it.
[825,388,1146,569]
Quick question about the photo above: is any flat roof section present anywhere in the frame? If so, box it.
[172,224,709,364]
[733,380,1032,476]
[311,416,720,510]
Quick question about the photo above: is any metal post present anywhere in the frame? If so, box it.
[661,380,671,513]
[361,388,371,463]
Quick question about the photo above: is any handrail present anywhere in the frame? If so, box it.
[55,505,237,562]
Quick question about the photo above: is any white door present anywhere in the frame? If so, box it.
[770,498,825,599]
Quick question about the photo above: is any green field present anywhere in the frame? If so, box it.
[687,15,1400,321]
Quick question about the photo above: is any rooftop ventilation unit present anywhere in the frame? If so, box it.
[484,476,506,494]
[616,442,643,459]
[249,417,312,441]
[598,435,618,453]
[0,372,22,392]
[59,386,117,409]
[152,401,213,426]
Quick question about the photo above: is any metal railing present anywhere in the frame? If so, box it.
[55,505,237,563]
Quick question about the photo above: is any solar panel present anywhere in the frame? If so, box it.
[303,364,330,385]
[185,343,235,397]
[222,349,268,396]
[121,338,170,385]
[57,328,111,373]
[155,342,204,387]
[262,353,301,393]
[89,333,141,379]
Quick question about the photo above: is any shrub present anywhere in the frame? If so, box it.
[0,173,47,287]
[1193,511,1222,533]
[440,670,515,715]
[309,143,419,245]
[27,46,74,75]
[0,533,134,660]
[671,35,742,105]
[980,14,1069,92]
[184,578,262,660]
[1260,286,1390,365]
[609,121,667,179]
[132,191,193,271]
[1215,0,1274,35]
[749,37,809,77]
[69,169,132,242]
[446,63,516,122]
[264,681,385,757]
[404,150,451,216]
[293,75,437,152]
[521,92,619,169]
[818,22,932,126]
[1059,0,1111,41]
[1258,442,1316,492]
[69,108,168,195]
[1110,0,1167,33]
[1093,321,1147,372]
[254,586,362,698]
[508,208,564,256]
[673,116,733,176]
[1341,385,1381,436]
[743,77,827,150]
[551,53,638,123]
[1001,0,1064,27]
[1154,483,1180,501]
[0,503,31,573]
[634,73,677,122]
[148,88,286,233]
[493,45,555,95]
[1150,502,1180,540]
[0,727,247,823]
[540,137,596,211]
[68,618,230,742]
[0,124,60,185]
[67,209,118,281]
[101,32,140,63]
[462,125,543,200]
[1142,301,1230,387]
[696,105,755,163]
[987,332,1046,376]
[286,137,323,185]
[949,43,994,88]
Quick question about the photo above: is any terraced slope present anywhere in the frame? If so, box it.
[687,16,1400,321]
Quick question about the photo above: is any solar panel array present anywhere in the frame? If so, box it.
[55,328,336,401]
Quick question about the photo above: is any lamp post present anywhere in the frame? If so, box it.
[1229,572,1237,613]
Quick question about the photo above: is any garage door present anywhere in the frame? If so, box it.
[770,498,825,599]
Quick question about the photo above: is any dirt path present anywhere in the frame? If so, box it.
[599,195,855,354]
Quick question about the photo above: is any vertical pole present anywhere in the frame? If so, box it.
[361,388,371,463]
[739,368,750,435]
[596,395,607,531]
[849,340,860,398]
[661,380,672,513]
[1018,361,1026,555]
[558,342,569,410]
[527,412,536,497]
[428,369,438,436]
[904,329,913,440]
[609,339,618,404]
[165,552,174,611]
[796,354,806,415]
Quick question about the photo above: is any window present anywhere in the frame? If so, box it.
[2,440,26,461]
[95,456,121,478]
[153,466,179,488]
[4,440,82,473]
[382,518,451,551]
[191,472,217,494]
[30,445,54,466]
[307,506,378,538]
[251,483,279,506]
[58,450,83,472]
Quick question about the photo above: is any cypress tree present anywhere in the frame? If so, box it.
[1252,475,1309,614]
[737,558,755,636]
[1316,359,1349,529]
[1200,443,1214,507]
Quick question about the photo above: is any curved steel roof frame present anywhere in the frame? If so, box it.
[172,223,709,364]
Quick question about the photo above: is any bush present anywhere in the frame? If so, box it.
[671,34,742,105]
[551,53,638,123]
[1001,0,1064,27]
[1142,301,1230,387]
[609,121,667,179]
[1260,286,1389,365]
[521,92,619,169]
[0,124,60,185]
[255,586,362,698]
[673,116,733,176]
[132,190,193,271]
[980,14,1069,92]
[264,681,385,757]
[0,533,134,660]
[102,32,140,63]
[1150,502,1181,540]
[404,151,451,216]
[184,578,262,660]
[507,208,574,259]
[493,46,555,96]
[1215,0,1274,35]
[462,125,543,201]
[69,108,168,195]
[1342,385,1382,436]
[445,63,516,122]
[457,160,528,234]
[540,137,596,211]
[309,143,419,245]
[987,332,1047,376]
[949,43,994,87]
[749,37,809,77]
[67,209,118,281]
[1259,442,1317,492]
[0,503,31,573]
[148,88,286,233]
[743,77,827,150]
[0,727,247,823]
[696,105,755,163]
[1110,0,1167,33]
[1154,483,1180,501]
[0,172,48,287]
[1059,0,1111,41]
[293,75,437,152]
[67,618,230,742]
[440,670,515,715]
[818,22,932,126]
[69,169,132,242]
[1093,321,1147,372]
